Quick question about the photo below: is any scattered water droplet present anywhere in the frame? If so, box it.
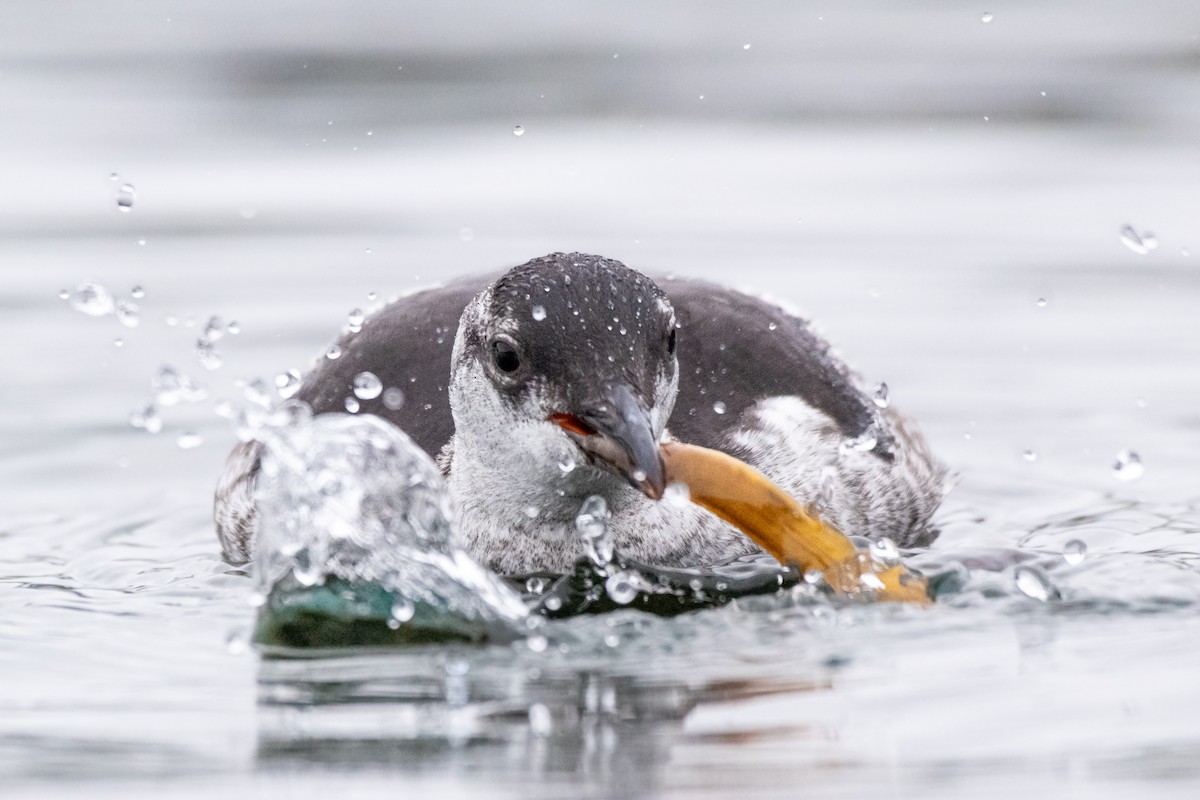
[113,337,124,348]
[869,537,901,567]
[177,431,203,449]
[116,183,136,212]
[130,285,145,299]
[129,402,162,434]
[525,576,547,595]
[605,571,639,605]
[195,339,222,371]
[712,401,727,415]
[981,11,994,23]
[531,305,547,321]
[1023,449,1037,462]
[873,382,890,409]
[1014,565,1060,602]
[524,505,540,519]
[557,455,576,474]
[1036,297,1047,308]
[390,597,415,623]
[1113,449,1144,481]
[528,703,552,735]
[352,371,383,400]
[326,345,342,360]
[663,481,691,508]
[347,308,365,332]
[69,282,115,317]
[274,369,302,399]
[225,629,249,655]
[243,377,273,408]
[226,321,240,335]
[1063,539,1088,565]
[1119,224,1155,255]
[527,634,549,653]
[743,43,752,50]
[367,290,377,301]
[344,396,360,413]
[576,495,613,568]
[109,172,120,181]
[512,124,525,136]
[458,227,474,242]
[57,288,69,300]
[114,299,140,328]
[841,428,878,454]
[382,386,405,410]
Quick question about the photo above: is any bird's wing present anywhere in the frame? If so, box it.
[661,277,881,455]
[294,273,493,459]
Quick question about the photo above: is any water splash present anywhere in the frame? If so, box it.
[575,496,614,569]
[252,413,528,645]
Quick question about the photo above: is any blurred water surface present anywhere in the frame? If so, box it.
[2,2,1200,798]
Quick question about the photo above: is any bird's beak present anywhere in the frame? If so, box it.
[550,385,666,500]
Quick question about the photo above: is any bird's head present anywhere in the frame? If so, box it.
[449,253,679,504]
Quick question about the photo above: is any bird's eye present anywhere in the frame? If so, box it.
[492,339,521,373]
[667,327,677,355]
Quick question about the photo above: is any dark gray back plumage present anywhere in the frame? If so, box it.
[294,253,878,462]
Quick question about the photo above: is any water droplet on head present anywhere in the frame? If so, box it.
[177,431,203,450]
[712,401,727,415]
[69,282,115,317]
[557,455,576,474]
[347,308,365,332]
[1063,539,1088,565]
[524,505,540,519]
[352,371,383,400]
[382,386,405,411]
[326,345,342,360]
[525,576,547,595]
[873,382,890,409]
[344,396,360,413]
[116,183,136,212]
[512,124,525,136]
[1113,449,1143,481]
[1014,565,1059,602]
[531,305,547,321]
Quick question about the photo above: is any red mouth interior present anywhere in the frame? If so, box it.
[548,413,597,436]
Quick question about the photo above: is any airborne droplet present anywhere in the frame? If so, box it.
[1119,224,1155,255]
[531,305,547,321]
[712,401,727,415]
[116,183,136,212]
[176,432,203,450]
[513,124,525,136]
[1113,449,1144,482]
[69,283,115,317]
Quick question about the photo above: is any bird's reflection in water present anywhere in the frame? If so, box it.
[255,653,826,793]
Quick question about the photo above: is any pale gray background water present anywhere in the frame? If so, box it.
[2,2,1200,798]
